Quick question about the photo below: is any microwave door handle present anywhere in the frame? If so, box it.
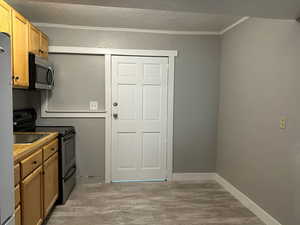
[47,68,54,86]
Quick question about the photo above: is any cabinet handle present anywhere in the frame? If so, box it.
[0,46,5,53]
[32,161,37,165]
[51,148,55,151]
[15,76,19,80]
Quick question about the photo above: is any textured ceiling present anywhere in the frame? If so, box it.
[7,0,300,19]
[7,1,243,32]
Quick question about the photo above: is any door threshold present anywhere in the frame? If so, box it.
[112,179,167,183]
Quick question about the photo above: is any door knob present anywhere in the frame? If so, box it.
[113,102,118,107]
[113,113,118,119]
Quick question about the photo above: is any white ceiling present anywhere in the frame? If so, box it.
[7,1,243,32]
[8,0,300,19]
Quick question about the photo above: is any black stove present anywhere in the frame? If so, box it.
[13,108,76,205]
[35,126,75,137]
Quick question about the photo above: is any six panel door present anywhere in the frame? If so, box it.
[112,56,168,181]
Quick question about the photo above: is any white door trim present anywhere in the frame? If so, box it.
[105,54,112,183]
[38,46,175,183]
[41,46,177,118]
[105,54,175,183]
[48,46,178,57]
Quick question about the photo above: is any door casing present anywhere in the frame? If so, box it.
[105,52,175,183]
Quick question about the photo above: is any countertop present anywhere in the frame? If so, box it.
[13,132,59,164]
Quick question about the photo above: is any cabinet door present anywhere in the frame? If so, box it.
[12,10,29,88]
[15,205,21,225]
[21,166,43,225]
[40,33,48,59]
[43,152,58,218]
[0,0,11,35]
[29,24,40,55]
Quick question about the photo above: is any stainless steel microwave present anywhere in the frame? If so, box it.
[29,53,54,90]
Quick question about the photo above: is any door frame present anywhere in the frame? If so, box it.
[45,46,177,183]
[106,52,176,183]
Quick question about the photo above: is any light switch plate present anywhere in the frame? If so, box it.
[90,101,98,111]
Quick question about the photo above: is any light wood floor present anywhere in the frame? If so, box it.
[46,180,265,225]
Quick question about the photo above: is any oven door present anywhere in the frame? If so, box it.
[61,133,76,177]
[34,55,54,90]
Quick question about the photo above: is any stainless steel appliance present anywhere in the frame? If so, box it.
[13,109,76,204]
[0,32,15,225]
[29,52,54,90]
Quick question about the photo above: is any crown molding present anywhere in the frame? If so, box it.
[34,17,250,36]
[220,17,250,35]
[34,23,220,35]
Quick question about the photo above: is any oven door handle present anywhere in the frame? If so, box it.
[64,166,76,181]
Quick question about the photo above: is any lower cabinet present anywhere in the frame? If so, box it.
[43,152,59,218]
[18,138,59,225]
[15,205,21,225]
[21,166,43,225]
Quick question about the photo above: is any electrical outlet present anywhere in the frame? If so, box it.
[90,101,98,111]
[280,119,286,129]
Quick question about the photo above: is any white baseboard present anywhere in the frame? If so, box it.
[172,173,282,225]
[172,173,216,181]
[215,174,282,225]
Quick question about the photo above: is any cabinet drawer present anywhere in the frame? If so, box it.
[14,164,20,186]
[15,205,21,225]
[43,139,58,161]
[21,149,43,179]
[15,185,20,208]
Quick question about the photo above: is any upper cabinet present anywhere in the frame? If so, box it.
[0,0,12,35]
[1,0,49,88]
[29,24,40,56]
[40,33,49,59]
[12,10,29,88]
[29,24,49,59]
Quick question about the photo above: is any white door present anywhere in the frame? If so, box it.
[112,56,168,181]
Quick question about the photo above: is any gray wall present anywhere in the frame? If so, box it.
[217,18,300,225]
[31,27,221,178]
[47,54,106,111]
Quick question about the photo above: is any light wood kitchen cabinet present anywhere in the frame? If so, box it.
[21,149,43,179]
[15,205,21,225]
[14,164,21,186]
[40,32,49,59]
[15,185,21,207]
[12,9,29,88]
[43,139,58,161]
[29,24,49,59]
[43,152,59,218]
[2,0,50,89]
[29,24,40,56]
[21,166,43,225]
[0,0,11,35]
[16,137,58,225]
